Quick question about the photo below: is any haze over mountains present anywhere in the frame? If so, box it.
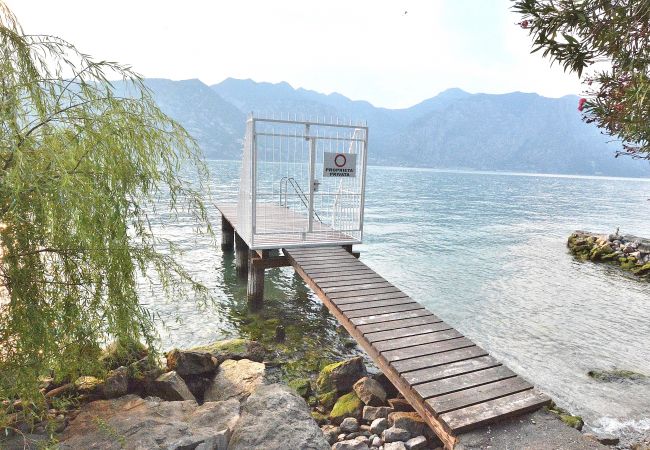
[139,78,650,177]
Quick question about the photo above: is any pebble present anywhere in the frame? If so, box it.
[338,433,347,441]
[404,435,427,450]
[384,442,407,450]
[332,439,370,450]
[382,426,410,443]
[363,406,393,421]
[371,436,382,447]
[341,417,359,433]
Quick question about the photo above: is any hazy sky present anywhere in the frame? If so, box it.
[8,0,584,109]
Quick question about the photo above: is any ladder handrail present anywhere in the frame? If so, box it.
[278,177,322,223]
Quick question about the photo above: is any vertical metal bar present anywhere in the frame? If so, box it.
[358,127,368,241]
[308,135,316,233]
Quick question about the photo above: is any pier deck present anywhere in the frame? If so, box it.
[283,246,550,448]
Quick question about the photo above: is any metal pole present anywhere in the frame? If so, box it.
[358,127,368,241]
[308,135,316,233]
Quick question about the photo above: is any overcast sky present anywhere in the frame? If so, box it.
[8,0,584,109]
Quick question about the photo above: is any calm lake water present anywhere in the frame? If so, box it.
[143,160,650,440]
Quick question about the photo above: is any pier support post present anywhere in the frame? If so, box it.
[235,233,249,275]
[221,216,234,251]
[247,250,267,306]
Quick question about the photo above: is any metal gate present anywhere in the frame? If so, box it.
[236,114,368,249]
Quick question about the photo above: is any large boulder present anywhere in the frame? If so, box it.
[102,366,128,399]
[388,412,434,440]
[329,391,364,424]
[316,357,367,394]
[148,370,196,402]
[58,395,240,449]
[166,349,217,377]
[204,359,266,402]
[228,384,329,450]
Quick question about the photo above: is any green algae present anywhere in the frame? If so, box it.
[559,414,584,430]
[588,369,647,382]
[329,392,363,423]
[316,360,347,393]
[288,378,312,398]
[318,390,338,409]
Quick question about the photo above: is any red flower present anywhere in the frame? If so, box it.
[519,20,529,29]
[578,98,587,111]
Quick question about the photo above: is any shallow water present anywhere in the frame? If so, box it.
[143,161,650,438]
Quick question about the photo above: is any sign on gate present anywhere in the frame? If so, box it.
[323,152,357,178]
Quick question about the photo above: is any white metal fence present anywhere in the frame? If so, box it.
[236,114,368,249]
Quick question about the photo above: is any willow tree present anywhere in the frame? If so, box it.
[514,0,650,160]
[0,3,211,403]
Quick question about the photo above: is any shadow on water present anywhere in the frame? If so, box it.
[214,250,364,379]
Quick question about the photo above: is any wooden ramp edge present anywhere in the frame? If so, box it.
[284,246,550,449]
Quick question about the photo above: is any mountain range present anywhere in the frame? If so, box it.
[134,77,650,177]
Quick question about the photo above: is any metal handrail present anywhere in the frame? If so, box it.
[279,176,322,223]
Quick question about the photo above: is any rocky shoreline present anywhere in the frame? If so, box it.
[568,230,650,279]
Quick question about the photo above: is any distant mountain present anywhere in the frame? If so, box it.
[124,77,650,177]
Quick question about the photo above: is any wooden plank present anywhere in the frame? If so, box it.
[306,266,376,277]
[328,286,404,300]
[414,366,517,400]
[427,377,533,414]
[291,255,357,265]
[345,303,425,319]
[316,274,386,287]
[401,356,501,386]
[364,321,453,344]
[298,259,366,270]
[338,297,417,312]
[287,247,350,257]
[441,390,551,433]
[312,271,382,283]
[374,329,464,352]
[357,314,439,335]
[383,337,475,363]
[391,346,489,373]
[331,292,411,305]
[351,309,432,326]
[344,302,423,318]
[324,281,395,294]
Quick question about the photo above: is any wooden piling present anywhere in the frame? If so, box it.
[221,216,234,251]
[247,250,268,305]
[235,233,249,275]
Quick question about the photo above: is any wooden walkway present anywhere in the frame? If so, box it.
[284,246,550,449]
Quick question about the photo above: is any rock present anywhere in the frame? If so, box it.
[370,417,389,435]
[312,411,329,425]
[322,425,341,445]
[166,349,216,377]
[183,374,212,402]
[148,370,196,402]
[191,338,267,364]
[58,395,239,449]
[353,377,387,406]
[329,392,364,424]
[100,339,148,370]
[405,435,428,450]
[372,371,399,399]
[228,384,329,450]
[341,417,360,433]
[363,406,393,421]
[318,390,338,409]
[73,376,103,396]
[559,414,584,430]
[127,356,164,394]
[203,359,266,402]
[584,433,620,446]
[332,440,370,450]
[587,368,646,382]
[384,442,407,450]
[388,412,430,438]
[102,366,128,399]
[387,398,414,412]
[371,435,382,447]
[316,357,367,394]
[382,426,410,443]
[288,377,312,398]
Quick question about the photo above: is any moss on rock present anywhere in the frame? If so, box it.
[329,391,363,424]
[588,369,647,382]
[560,414,584,430]
[288,378,311,398]
[318,390,338,409]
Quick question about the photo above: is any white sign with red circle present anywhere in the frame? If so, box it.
[323,152,357,178]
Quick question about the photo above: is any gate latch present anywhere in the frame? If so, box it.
[313,179,321,192]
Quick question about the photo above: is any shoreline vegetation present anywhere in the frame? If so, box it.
[568,230,650,279]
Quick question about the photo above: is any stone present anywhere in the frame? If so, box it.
[387,398,414,412]
[371,436,382,447]
[203,359,266,402]
[329,392,364,424]
[363,405,393,421]
[353,377,387,406]
[384,442,408,450]
[183,374,212,402]
[341,417,360,433]
[322,425,341,445]
[311,411,329,425]
[316,357,367,393]
[318,390,338,409]
[372,371,399,399]
[57,395,240,450]
[288,377,311,398]
[382,426,410,443]
[405,435,428,450]
[127,356,164,394]
[148,370,196,401]
[370,417,389,435]
[191,338,267,364]
[102,366,128,399]
[388,412,430,438]
[228,383,329,450]
[332,440,370,450]
[73,376,103,395]
[166,349,216,376]
[100,339,148,370]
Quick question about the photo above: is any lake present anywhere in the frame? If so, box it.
[143,160,650,440]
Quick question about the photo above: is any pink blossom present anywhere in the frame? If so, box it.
[519,20,529,29]
[578,98,587,111]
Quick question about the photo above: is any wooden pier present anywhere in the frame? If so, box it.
[218,206,550,449]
